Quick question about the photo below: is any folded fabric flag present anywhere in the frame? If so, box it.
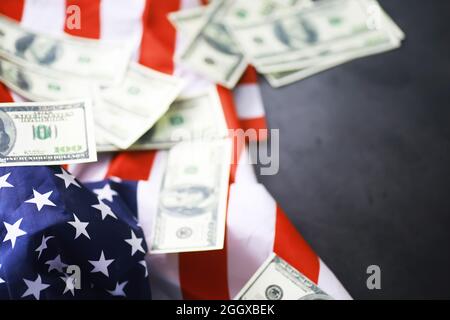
[0,166,151,299]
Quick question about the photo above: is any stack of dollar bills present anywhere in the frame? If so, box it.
[174,0,404,88]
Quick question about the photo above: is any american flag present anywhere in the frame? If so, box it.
[0,0,351,300]
[0,166,150,299]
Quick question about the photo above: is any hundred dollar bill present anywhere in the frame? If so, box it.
[258,31,399,72]
[0,14,131,85]
[235,253,332,300]
[0,99,96,167]
[264,58,349,87]
[224,0,312,26]
[227,0,396,66]
[169,6,207,38]
[97,88,228,152]
[0,58,93,101]
[263,35,400,87]
[150,139,231,254]
[94,63,184,149]
[177,0,247,89]
[256,2,402,73]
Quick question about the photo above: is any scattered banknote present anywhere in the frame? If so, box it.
[235,253,333,300]
[263,30,402,87]
[94,63,184,149]
[224,0,312,26]
[96,88,228,152]
[177,0,247,89]
[150,139,231,254]
[255,6,402,73]
[0,58,93,101]
[0,99,96,167]
[171,0,404,87]
[227,0,397,66]
[0,14,131,85]
[169,6,207,38]
[264,56,352,87]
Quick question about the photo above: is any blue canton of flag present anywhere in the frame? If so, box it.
[0,166,151,299]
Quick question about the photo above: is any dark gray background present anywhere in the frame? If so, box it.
[256,0,450,299]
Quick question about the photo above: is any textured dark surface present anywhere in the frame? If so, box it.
[257,0,450,299]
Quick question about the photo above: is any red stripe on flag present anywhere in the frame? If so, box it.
[274,206,320,283]
[0,0,24,102]
[240,117,268,141]
[104,0,181,182]
[64,0,100,38]
[216,86,244,183]
[178,86,246,300]
[179,185,232,299]
[238,66,258,85]
[139,0,180,73]
[179,244,230,299]
[0,84,14,102]
[217,86,241,132]
[0,0,24,21]
[105,151,156,180]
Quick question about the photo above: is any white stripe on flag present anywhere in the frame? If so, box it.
[138,151,168,241]
[233,83,266,119]
[145,254,182,300]
[100,0,146,61]
[234,147,258,185]
[10,92,25,102]
[137,151,183,299]
[318,259,352,300]
[226,183,276,298]
[137,168,182,300]
[174,0,212,96]
[67,153,113,182]
[21,0,65,35]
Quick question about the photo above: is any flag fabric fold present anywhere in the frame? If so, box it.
[0,166,151,299]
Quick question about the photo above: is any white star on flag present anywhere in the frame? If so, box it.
[67,214,91,240]
[0,172,13,189]
[25,189,56,211]
[60,275,76,296]
[89,251,114,277]
[124,230,145,256]
[3,218,27,248]
[22,275,50,300]
[107,281,128,297]
[139,260,148,278]
[93,184,117,202]
[35,235,54,259]
[55,168,81,189]
[91,200,117,220]
[45,255,68,273]
[0,264,4,284]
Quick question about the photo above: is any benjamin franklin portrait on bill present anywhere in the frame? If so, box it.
[0,110,15,157]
